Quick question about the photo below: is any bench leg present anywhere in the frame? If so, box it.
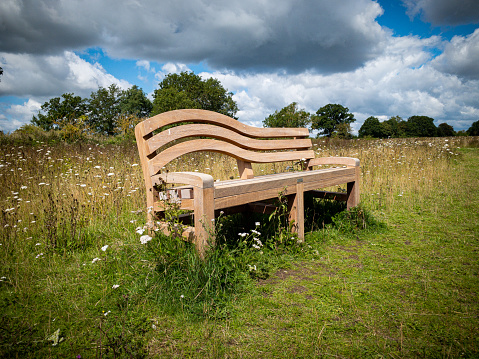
[288,181,304,242]
[193,186,215,258]
[346,166,360,209]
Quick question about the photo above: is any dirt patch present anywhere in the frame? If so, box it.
[287,285,308,294]
[258,261,335,287]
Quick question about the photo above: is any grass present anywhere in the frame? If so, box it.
[1,135,478,358]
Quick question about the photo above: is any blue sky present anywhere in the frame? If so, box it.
[1,0,478,133]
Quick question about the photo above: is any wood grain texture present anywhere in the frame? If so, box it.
[138,109,309,138]
[148,139,315,175]
[146,123,312,155]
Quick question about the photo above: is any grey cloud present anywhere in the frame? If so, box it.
[0,0,387,73]
[432,29,479,80]
[403,0,479,26]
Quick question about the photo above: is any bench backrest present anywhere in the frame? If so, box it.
[135,109,314,180]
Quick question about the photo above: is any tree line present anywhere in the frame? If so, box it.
[31,72,237,137]
[31,71,479,139]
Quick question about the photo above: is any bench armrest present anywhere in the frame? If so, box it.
[308,157,360,168]
[152,172,214,189]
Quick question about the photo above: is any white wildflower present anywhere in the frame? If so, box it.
[140,235,152,244]
[36,253,44,258]
[112,284,120,289]
[101,245,109,252]
[92,257,101,263]
[136,227,145,235]
[255,222,260,226]
[107,173,114,176]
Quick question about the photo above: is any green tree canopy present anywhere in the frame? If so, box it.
[359,116,385,138]
[151,72,238,118]
[263,102,311,129]
[87,84,123,136]
[406,116,437,137]
[32,93,87,131]
[468,120,479,136]
[381,116,407,138]
[437,123,455,137]
[311,104,355,137]
[119,85,152,118]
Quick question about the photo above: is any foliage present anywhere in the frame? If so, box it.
[32,93,87,131]
[311,103,355,137]
[263,102,311,129]
[468,120,479,136]
[87,84,124,136]
[151,72,238,118]
[406,115,437,137]
[359,116,386,138]
[119,85,153,118]
[437,122,456,137]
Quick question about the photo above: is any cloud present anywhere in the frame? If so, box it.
[432,29,479,80]
[0,51,130,98]
[0,99,42,133]
[0,0,387,73]
[403,0,479,26]
[205,34,479,132]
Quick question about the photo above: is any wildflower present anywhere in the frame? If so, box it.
[136,227,145,235]
[20,185,27,189]
[251,229,260,235]
[35,243,41,246]
[180,294,184,299]
[107,173,114,176]
[104,310,111,316]
[238,232,248,237]
[36,253,44,259]
[101,245,109,252]
[140,235,152,244]
[112,284,120,289]
[94,166,101,169]
[131,163,139,167]
[255,222,260,226]
[80,184,86,187]
[92,257,101,263]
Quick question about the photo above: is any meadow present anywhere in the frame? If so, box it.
[1,134,478,358]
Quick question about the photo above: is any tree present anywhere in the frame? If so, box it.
[263,102,311,129]
[406,116,437,137]
[32,93,87,131]
[311,104,355,137]
[437,123,455,137]
[119,85,152,118]
[381,116,407,138]
[468,120,479,136]
[152,72,238,118]
[87,84,123,136]
[359,116,385,138]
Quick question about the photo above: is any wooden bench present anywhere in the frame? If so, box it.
[135,109,360,256]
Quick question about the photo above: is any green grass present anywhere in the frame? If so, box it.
[1,139,478,358]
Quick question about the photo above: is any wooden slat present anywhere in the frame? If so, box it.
[214,168,355,198]
[146,123,312,155]
[148,139,315,175]
[308,157,360,167]
[139,109,310,138]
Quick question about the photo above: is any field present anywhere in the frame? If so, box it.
[1,135,478,358]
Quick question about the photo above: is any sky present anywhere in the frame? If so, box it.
[1,0,478,134]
